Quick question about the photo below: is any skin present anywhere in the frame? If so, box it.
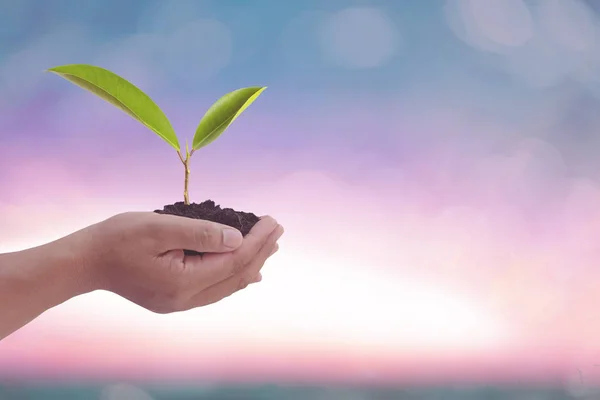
[0,212,283,340]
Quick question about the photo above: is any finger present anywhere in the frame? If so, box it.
[250,272,263,284]
[186,216,279,288]
[269,242,279,256]
[188,225,284,307]
[249,243,279,285]
[149,213,243,253]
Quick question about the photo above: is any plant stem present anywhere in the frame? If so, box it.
[179,146,191,205]
[185,143,192,205]
[183,157,190,205]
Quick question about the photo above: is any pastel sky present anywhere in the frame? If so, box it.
[3,0,600,390]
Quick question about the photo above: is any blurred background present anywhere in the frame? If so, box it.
[3,0,600,398]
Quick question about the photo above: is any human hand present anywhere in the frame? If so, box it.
[76,212,283,313]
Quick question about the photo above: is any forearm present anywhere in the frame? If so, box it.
[0,236,92,340]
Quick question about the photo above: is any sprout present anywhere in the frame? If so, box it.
[47,64,266,205]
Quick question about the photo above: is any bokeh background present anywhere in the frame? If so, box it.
[3,0,600,398]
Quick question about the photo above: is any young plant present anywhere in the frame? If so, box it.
[47,64,266,205]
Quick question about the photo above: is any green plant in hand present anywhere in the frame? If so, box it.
[47,64,266,205]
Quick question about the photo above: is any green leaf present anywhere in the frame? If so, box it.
[192,86,267,151]
[47,64,180,151]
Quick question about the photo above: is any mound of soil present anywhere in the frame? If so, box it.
[154,200,259,256]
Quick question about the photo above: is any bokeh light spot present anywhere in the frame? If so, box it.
[319,7,398,69]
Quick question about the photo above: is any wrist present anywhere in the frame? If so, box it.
[0,235,94,339]
[10,233,98,305]
[48,227,104,297]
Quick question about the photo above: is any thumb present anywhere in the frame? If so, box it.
[151,213,243,253]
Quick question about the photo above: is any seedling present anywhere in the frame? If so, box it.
[48,64,266,252]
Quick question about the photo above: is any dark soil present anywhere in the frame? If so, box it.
[154,200,260,256]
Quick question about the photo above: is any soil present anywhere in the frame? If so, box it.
[154,200,260,256]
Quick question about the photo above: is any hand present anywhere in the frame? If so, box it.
[78,212,283,314]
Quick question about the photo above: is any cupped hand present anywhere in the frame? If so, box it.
[77,212,283,313]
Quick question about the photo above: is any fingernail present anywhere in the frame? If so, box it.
[223,228,243,248]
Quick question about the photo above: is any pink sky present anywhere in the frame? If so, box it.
[3,105,600,385]
[6,0,600,390]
